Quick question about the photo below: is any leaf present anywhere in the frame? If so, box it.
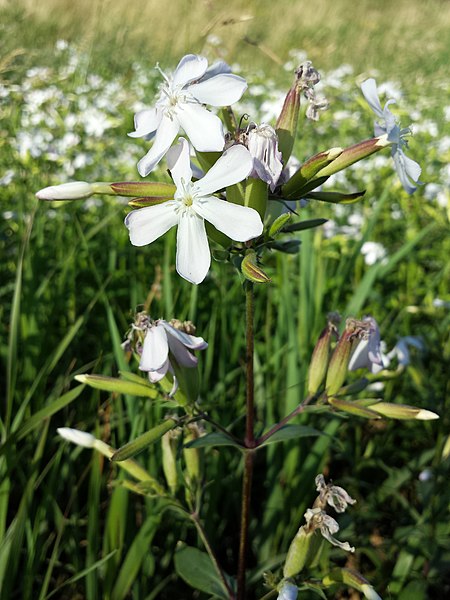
[258,425,323,447]
[75,374,158,398]
[269,212,292,237]
[282,218,328,233]
[269,239,301,254]
[304,190,366,204]
[174,546,230,599]
[184,432,243,449]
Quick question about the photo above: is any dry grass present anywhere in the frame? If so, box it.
[1,0,449,80]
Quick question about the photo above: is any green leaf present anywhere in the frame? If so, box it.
[269,212,292,237]
[174,546,230,599]
[184,432,243,449]
[269,239,301,254]
[282,218,328,233]
[304,190,366,204]
[258,425,323,447]
[75,374,158,398]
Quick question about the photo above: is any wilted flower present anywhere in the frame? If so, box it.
[246,123,283,191]
[315,474,356,513]
[361,78,421,194]
[125,137,263,284]
[348,316,384,374]
[304,507,355,553]
[129,54,247,176]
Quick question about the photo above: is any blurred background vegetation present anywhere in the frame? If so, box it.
[0,0,449,598]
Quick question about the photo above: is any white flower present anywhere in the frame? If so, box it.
[348,316,384,374]
[125,138,263,284]
[315,474,356,513]
[361,78,421,194]
[129,54,247,176]
[304,507,355,553]
[246,123,283,191]
[361,241,387,265]
[386,335,424,367]
[57,427,96,448]
[139,320,207,393]
[277,581,298,600]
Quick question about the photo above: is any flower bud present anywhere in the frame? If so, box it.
[281,147,343,199]
[161,430,180,494]
[276,77,302,165]
[277,581,298,600]
[36,181,95,201]
[325,319,371,395]
[283,525,320,578]
[323,568,382,600]
[183,423,203,487]
[307,316,339,395]
[112,418,178,462]
[368,402,439,420]
[241,250,271,283]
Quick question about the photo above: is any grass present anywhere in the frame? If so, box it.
[0,1,449,598]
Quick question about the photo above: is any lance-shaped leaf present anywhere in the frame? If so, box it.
[303,190,366,204]
[174,545,231,599]
[75,374,158,398]
[269,239,301,254]
[269,212,292,237]
[368,402,439,420]
[185,432,243,449]
[241,251,271,283]
[282,218,328,233]
[281,148,342,198]
[258,425,323,447]
[328,397,382,419]
[110,181,176,197]
[313,135,390,179]
[112,418,178,461]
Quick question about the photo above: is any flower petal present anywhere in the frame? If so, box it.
[193,196,263,242]
[137,115,180,176]
[125,202,178,246]
[361,78,384,119]
[161,321,208,350]
[173,54,208,88]
[167,335,198,368]
[188,74,247,106]
[176,211,210,284]
[393,149,420,194]
[177,103,224,152]
[201,60,232,80]
[147,357,170,382]
[128,108,161,138]
[140,324,169,371]
[193,144,253,196]
[167,137,192,188]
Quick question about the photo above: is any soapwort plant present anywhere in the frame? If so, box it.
[37,54,438,599]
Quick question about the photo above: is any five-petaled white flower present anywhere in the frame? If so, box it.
[139,320,207,389]
[361,78,421,194]
[348,316,384,374]
[129,54,247,176]
[125,137,263,284]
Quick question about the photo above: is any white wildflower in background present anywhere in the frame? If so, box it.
[361,241,387,265]
[129,54,247,176]
[348,316,384,374]
[385,336,425,367]
[361,78,421,194]
[125,138,263,284]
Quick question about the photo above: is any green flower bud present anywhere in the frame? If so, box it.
[241,250,271,283]
[323,568,382,600]
[283,526,321,578]
[161,430,180,494]
[307,316,339,395]
[313,136,390,179]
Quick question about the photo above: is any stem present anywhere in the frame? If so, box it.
[237,282,256,600]
[191,512,236,599]
[256,393,318,446]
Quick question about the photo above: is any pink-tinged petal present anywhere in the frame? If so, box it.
[193,145,253,196]
[161,321,208,350]
[128,108,161,138]
[177,104,224,152]
[140,325,169,371]
[194,196,263,242]
[137,115,180,176]
[148,357,170,382]
[125,202,178,246]
[167,137,192,188]
[176,211,210,284]
[361,79,384,119]
[188,74,247,106]
[173,54,208,88]
[167,335,198,368]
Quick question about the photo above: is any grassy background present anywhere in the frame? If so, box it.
[1,0,450,598]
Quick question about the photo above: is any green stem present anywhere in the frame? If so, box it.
[237,282,256,600]
[191,512,236,599]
